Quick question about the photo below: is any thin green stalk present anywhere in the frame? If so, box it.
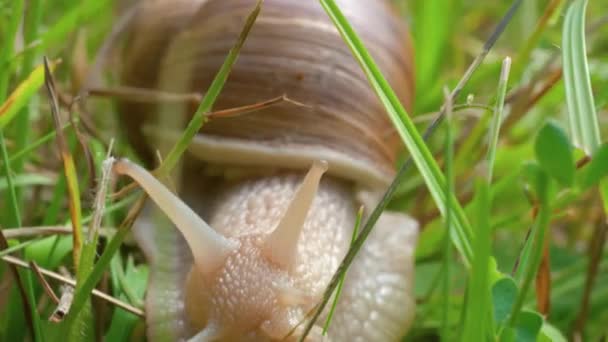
[462,56,511,341]
[441,87,454,342]
[487,57,512,182]
[0,239,36,258]
[0,131,21,228]
[507,177,551,330]
[323,206,363,334]
[9,123,70,164]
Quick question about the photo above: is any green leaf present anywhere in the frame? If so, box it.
[580,143,608,189]
[562,0,601,155]
[500,327,516,342]
[492,276,518,327]
[538,322,568,342]
[534,121,575,186]
[514,310,543,342]
[521,162,550,205]
[105,261,148,341]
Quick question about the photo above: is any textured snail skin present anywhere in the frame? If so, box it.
[133,172,417,341]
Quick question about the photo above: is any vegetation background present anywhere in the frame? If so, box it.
[0,0,607,340]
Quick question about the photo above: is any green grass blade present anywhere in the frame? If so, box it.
[441,88,454,341]
[322,206,363,334]
[8,123,70,165]
[13,0,43,209]
[487,57,512,182]
[507,170,551,331]
[462,179,493,341]
[0,0,24,99]
[319,0,473,264]
[562,0,600,155]
[413,0,455,99]
[0,131,21,227]
[0,62,56,129]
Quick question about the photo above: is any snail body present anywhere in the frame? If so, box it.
[115,0,418,340]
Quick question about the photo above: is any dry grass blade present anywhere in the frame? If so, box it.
[535,241,551,314]
[49,286,74,323]
[110,94,296,200]
[29,261,60,304]
[2,226,113,239]
[89,153,115,242]
[67,98,96,191]
[208,94,310,118]
[1,255,144,317]
[43,56,84,268]
[87,86,203,105]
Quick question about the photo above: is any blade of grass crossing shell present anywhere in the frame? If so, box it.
[318,0,473,263]
[562,0,600,155]
[60,2,262,330]
[158,0,262,175]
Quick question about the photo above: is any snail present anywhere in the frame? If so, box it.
[112,0,417,340]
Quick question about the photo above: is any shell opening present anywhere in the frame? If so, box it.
[113,159,238,275]
[262,160,328,269]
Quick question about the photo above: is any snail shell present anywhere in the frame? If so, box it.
[119,0,414,189]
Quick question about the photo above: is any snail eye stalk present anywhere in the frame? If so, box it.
[113,159,238,275]
[263,160,328,269]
